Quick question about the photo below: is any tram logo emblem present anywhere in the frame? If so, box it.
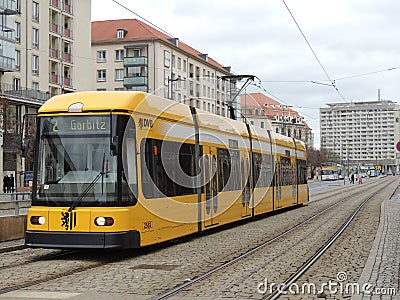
[61,211,77,230]
[138,118,153,129]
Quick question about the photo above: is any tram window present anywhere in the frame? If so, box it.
[142,138,196,198]
[297,159,307,184]
[121,117,137,205]
[280,156,292,186]
[253,152,274,188]
[217,148,240,191]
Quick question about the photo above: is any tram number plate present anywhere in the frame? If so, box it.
[143,221,153,229]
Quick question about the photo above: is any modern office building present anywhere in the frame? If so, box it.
[91,19,238,118]
[320,100,400,172]
[0,0,92,188]
[240,93,313,147]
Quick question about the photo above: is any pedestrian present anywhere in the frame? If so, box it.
[351,173,355,184]
[9,174,14,193]
[358,173,363,184]
[3,175,8,193]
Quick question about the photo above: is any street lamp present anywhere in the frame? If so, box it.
[167,76,185,100]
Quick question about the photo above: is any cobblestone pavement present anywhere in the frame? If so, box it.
[353,187,400,300]
[274,177,400,300]
[0,177,397,300]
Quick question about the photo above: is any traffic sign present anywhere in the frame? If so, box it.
[396,141,400,152]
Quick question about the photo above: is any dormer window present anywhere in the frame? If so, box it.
[117,29,127,38]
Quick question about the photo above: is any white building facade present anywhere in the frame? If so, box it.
[92,19,237,118]
[320,100,400,172]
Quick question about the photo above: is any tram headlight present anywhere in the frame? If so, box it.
[30,216,45,225]
[94,216,114,226]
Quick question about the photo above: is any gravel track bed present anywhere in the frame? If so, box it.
[0,177,394,299]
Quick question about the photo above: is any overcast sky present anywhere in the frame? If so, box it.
[92,0,400,148]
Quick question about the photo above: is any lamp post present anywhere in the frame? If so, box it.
[167,76,185,100]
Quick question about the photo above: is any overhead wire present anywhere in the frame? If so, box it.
[111,0,175,37]
[282,0,347,102]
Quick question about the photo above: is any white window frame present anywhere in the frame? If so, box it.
[14,50,20,70]
[15,22,20,43]
[115,49,124,61]
[32,55,39,75]
[117,29,125,38]
[164,50,170,67]
[32,28,39,49]
[32,1,39,22]
[97,51,106,63]
[97,69,106,81]
[115,69,124,81]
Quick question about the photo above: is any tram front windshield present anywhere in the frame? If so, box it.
[33,116,120,207]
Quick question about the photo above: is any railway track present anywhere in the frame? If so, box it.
[150,177,397,300]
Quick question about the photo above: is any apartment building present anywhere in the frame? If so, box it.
[0,0,92,188]
[320,101,400,171]
[91,19,238,118]
[240,93,313,147]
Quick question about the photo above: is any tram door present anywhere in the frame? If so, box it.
[203,146,218,227]
[241,151,251,218]
[275,161,282,209]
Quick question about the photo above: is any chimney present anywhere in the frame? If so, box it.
[199,53,208,61]
[168,37,179,47]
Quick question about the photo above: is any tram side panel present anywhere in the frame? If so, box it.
[133,112,199,247]
[250,128,274,216]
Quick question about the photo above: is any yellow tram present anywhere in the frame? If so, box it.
[25,91,309,249]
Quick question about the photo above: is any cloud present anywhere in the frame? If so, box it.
[93,0,400,148]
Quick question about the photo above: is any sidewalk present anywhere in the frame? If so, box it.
[354,190,400,299]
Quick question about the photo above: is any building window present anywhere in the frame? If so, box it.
[115,49,124,61]
[117,29,126,38]
[127,66,143,77]
[13,78,21,90]
[115,69,124,81]
[261,122,264,129]
[32,55,39,75]
[14,50,20,70]
[97,70,106,81]
[164,70,171,85]
[97,51,106,62]
[164,50,170,67]
[15,22,20,43]
[32,28,39,49]
[32,82,39,91]
[32,1,39,22]
[177,57,181,70]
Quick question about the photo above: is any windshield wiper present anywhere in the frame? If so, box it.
[68,153,105,212]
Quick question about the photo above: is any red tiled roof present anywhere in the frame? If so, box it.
[240,93,300,118]
[91,19,229,72]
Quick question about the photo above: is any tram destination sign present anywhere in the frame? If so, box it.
[41,116,110,135]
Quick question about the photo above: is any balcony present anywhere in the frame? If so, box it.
[63,52,72,63]
[50,48,60,59]
[50,23,60,34]
[63,28,72,39]
[50,73,60,84]
[50,0,59,8]
[0,0,18,14]
[63,2,72,14]
[63,77,72,87]
[0,55,15,72]
[123,76,147,86]
[123,56,148,66]
[0,83,51,103]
